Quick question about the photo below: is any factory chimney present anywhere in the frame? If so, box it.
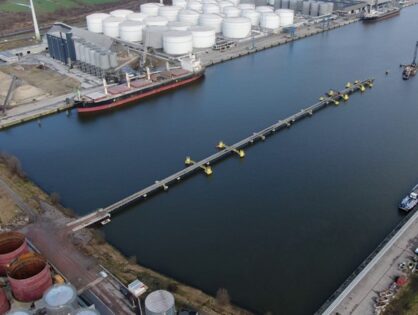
[29,0,41,41]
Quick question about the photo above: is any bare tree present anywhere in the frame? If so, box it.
[0,152,26,178]
[216,288,231,306]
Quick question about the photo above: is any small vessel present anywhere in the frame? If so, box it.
[362,7,400,22]
[399,184,418,212]
[75,56,204,113]
[401,41,418,80]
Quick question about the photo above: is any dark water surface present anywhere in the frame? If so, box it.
[2,7,418,315]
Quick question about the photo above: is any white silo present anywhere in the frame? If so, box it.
[43,284,78,315]
[319,2,332,15]
[310,1,319,16]
[143,26,169,49]
[119,20,144,42]
[228,0,240,6]
[103,16,124,37]
[159,6,181,21]
[86,13,110,33]
[199,14,223,32]
[238,3,256,10]
[256,5,274,13]
[189,25,216,48]
[168,21,192,30]
[218,0,234,12]
[276,9,294,26]
[110,9,133,18]
[99,52,110,70]
[163,31,193,55]
[302,1,311,15]
[72,308,100,315]
[173,0,188,8]
[260,12,280,29]
[145,290,176,315]
[203,3,221,14]
[178,9,200,25]
[222,17,251,38]
[223,6,241,17]
[126,12,148,22]
[201,0,217,3]
[140,3,160,16]
[187,1,203,12]
[144,16,169,26]
[241,9,261,26]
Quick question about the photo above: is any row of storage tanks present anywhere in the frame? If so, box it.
[85,1,296,55]
[272,0,333,16]
[0,232,99,315]
[73,40,118,71]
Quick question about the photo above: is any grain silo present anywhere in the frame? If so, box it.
[310,1,320,16]
[241,9,261,26]
[7,253,53,302]
[302,1,311,15]
[199,14,223,32]
[0,287,10,314]
[86,13,110,33]
[163,31,193,55]
[189,25,216,48]
[0,232,29,276]
[222,17,251,38]
[145,290,175,315]
[43,284,78,315]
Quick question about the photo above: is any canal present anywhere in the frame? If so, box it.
[2,6,418,314]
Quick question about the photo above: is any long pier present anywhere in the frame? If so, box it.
[66,79,374,232]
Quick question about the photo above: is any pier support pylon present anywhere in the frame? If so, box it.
[216,141,245,158]
[185,156,213,175]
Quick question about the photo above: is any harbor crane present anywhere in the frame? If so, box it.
[401,41,418,80]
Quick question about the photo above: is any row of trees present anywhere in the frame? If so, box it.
[0,152,26,178]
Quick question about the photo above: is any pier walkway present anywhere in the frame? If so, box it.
[66,79,373,232]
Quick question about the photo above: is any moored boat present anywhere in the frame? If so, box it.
[399,184,418,212]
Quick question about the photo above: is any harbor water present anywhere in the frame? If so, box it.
[2,6,418,314]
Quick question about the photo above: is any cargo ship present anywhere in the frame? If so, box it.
[75,57,204,113]
[362,7,400,22]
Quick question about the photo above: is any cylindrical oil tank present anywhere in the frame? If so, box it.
[145,290,175,315]
[202,3,220,14]
[7,253,52,302]
[86,13,110,33]
[126,12,148,22]
[178,9,200,25]
[228,0,240,5]
[0,232,29,276]
[318,2,327,15]
[110,9,133,18]
[310,1,319,16]
[140,3,160,16]
[99,53,110,70]
[189,25,216,48]
[144,16,169,26]
[159,6,181,21]
[276,8,294,26]
[187,1,203,12]
[281,0,289,8]
[0,287,10,314]
[119,20,144,42]
[143,26,169,49]
[5,309,32,315]
[71,308,100,315]
[43,284,78,315]
[260,12,280,29]
[199,14,223,32]
[302,1,311,15]
[163,31,193,55]
[223,7,241,17]
[218,1,234,12]
[238,3,255,10]
[222,17,251,38]
[168,21,192,31]
[289,0,297,10]
[201,0,217,3]
[255,5,274,13]
[173,0,187,8]
[103,16,124,37]
[109,52,118,68]
[241,9,261,25]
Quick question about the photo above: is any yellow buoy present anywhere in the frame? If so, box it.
[217,141,226,149]
[204,166,213,175]
[185,156,192,165]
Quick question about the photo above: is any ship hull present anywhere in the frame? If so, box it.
[363,9,400,22]
[76,72,204,113]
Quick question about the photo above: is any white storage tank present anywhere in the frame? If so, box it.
[189,25,216,48]
[72,309,100,315]
[143,26,169,49]
[145,290,176,315]
[159,6,181,21]
[276,8,294,26]
[199,14,223,32]
[110,9,133,18]
[319,1,333,15]
[43,284,78,315]
[119,20,144,42]
[223,6,241,17]
[256,5,274,13]
[178,9,200,25]
[163,31,193,55]
[238,3,255,10]
[228,0,240,6]
[126,12,147,22]
[310,1,319,16]
[144,16,169,26]
[222,17,251,38]
[168,21,192,30]
[241,9,261,26]
[140,3,160,16]
[86,13,110,33]
[202,0,217,3]
[173,0,188,8]
[203,3,221,14]
[302,1,311,15]
[187,1,203,12]
[218,0,234,12]
[260,12,280,29]
[103,16,124,37]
